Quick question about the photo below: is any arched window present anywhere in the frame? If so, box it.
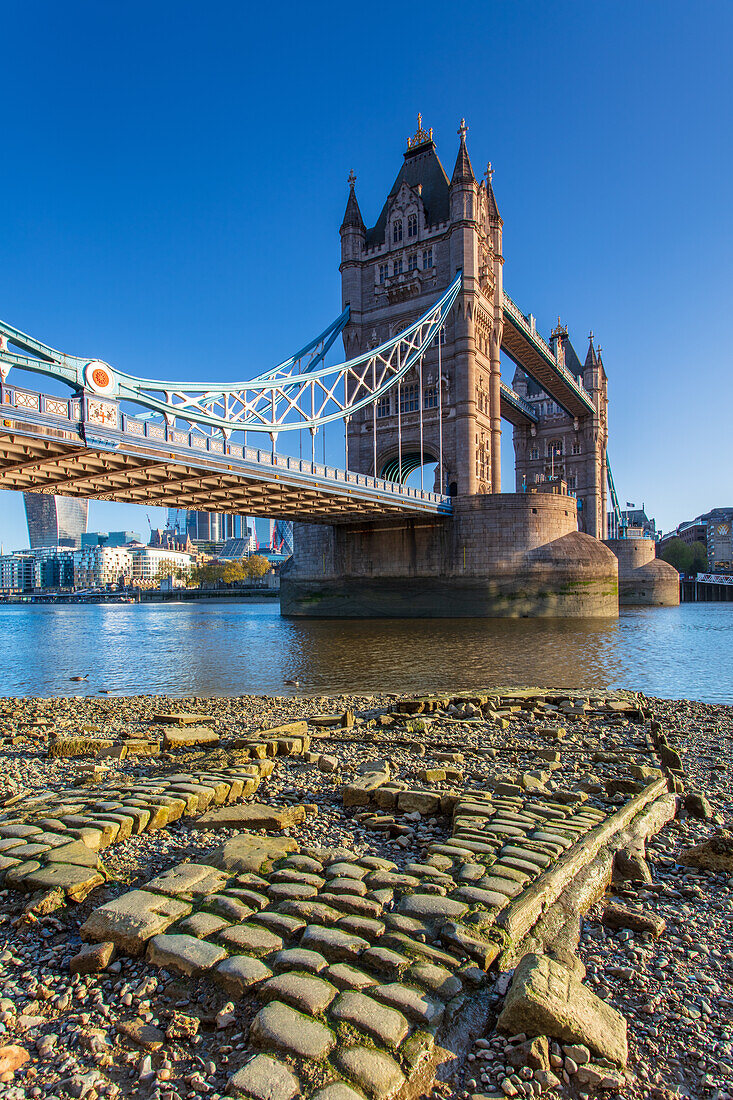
[530,446,539,460]
[393,220,403,244]
[547,439,563,458]
[407,213,418,238]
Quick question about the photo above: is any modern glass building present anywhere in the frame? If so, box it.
[23,493,89,549]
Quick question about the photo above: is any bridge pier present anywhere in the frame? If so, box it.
[604,538,680,606]
[281,491,619,618]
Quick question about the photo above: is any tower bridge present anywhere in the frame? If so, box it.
[0,117,679,614]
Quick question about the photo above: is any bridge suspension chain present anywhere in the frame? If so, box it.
[0,276,461,443]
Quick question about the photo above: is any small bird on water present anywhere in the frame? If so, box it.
[69,675,88,682]
[284,678,300,687]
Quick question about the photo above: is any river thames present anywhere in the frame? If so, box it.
[0,600,729,703]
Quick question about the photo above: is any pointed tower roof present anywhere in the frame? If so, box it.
[340,170,365,233]
[451,119,476,185]
[584,331,599,369]
[366,117,451,247]
[483,162,501,221]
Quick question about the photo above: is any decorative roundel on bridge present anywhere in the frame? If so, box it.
[84,360,116,396]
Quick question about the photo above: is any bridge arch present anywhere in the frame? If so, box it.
[377,445,447,495]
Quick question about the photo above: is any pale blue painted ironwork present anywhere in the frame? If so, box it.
[0,276,461,440]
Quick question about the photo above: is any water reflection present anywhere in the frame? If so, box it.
[0,601,729,704]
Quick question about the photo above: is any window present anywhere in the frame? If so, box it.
[407,213,418,238]
[424,385,438,408]
[393,257,403,276]
[393,220,403,244]
[408,252,418,272]
[400,384,419,413]
[547,439,563,457]
[378,263,388,284]
[530,446,539,460]
[432,327,446,347]
[567,474,577,489]
[422,247,433,268]
[377,395,390,418]
[571,440,581,455]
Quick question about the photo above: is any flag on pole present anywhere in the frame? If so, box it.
[626,501,635,508]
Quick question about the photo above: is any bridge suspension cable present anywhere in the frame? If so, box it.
[0,276,461,444]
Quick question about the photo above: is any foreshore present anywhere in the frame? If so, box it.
[0,689,729,1100]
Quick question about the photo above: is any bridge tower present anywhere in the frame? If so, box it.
[340,117,503,496]
[511,330,609,538]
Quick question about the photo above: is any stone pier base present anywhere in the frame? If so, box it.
[605,538,680,607]
[281,492,619,618]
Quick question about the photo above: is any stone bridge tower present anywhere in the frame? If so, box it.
[511,328,609,538]
[340,117,503,496]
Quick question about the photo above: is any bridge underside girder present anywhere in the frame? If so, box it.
[501,324,593,419]
[0,427,446,524]
[498,390,537,428]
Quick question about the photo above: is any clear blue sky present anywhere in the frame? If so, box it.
[1,0,731,549]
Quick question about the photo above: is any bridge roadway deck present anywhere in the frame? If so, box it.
[0,383,451,523]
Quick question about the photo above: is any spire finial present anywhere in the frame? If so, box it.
[458,118,468,141]
[588,329,594,342]
[407,113,433,150]
[485,162,494,185]
[347,169,356,189]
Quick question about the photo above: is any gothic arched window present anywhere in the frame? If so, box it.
[393,220,403,244]
[407,213,418,239]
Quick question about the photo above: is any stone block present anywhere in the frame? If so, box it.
[334,1045,405,1100]
[331,990,409,1047]
[343,772,391,808]
[250,1000,335,1060]
[191,803,305,832]
[48,737,115,758]
[146,862,228,898]
[227,1054,300,1100]
[69,941,115,974]
[497,953,628,1067]
[214,956,273,997]
[80,889,192,955]
[207,833,298,874]
[146,933,227,976]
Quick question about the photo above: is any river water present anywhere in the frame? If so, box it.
[0,601,730,704]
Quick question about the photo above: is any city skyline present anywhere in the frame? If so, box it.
[1,0,731,547]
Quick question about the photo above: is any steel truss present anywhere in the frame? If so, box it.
[0,277,461,446]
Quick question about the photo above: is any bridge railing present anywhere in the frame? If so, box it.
[0,380,450,508]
